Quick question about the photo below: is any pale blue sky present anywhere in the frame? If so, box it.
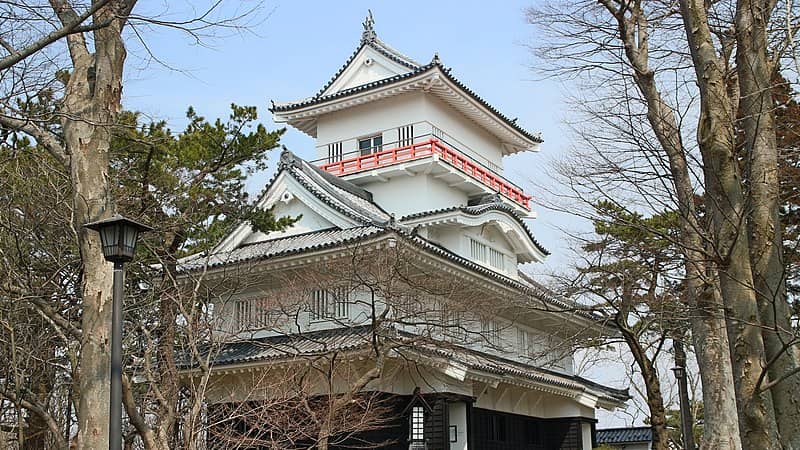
[122,0,580,273]
[121,2,641,426]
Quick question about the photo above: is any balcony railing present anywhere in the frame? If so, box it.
[319,138,532,210]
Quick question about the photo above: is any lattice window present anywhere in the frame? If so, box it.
[410,406,425,441]
[517,328,542,358]
[327,141,343,163]
[234,300,253,331]
[233,298,279,331]
[469,237,507,272]
[309,287,350,321]
[440,304,466,342]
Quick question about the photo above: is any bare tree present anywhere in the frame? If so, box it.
[527,1,800,447]
[174,227,602,449]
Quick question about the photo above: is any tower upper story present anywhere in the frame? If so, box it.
[271,13,541,220]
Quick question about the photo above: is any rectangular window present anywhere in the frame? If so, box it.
[470,238,487,262]
[309,287,350,321]
[327,141,343,163]
[481,318,501,347]
[234,300,252,331]
[234,298,278,331]
[440,305,466,342]
[398,124,414,147]
[469,237,506,271]
[411,406,424,441]
[517,327,529,356]
[517,328,541,358]
[358,134,383,155]
[489,247,505,271]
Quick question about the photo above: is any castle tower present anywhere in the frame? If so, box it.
[271,12,541,221]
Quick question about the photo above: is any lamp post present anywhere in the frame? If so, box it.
[671,365,696,450]
[84,214,152,450]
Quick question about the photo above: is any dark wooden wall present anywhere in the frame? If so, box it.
[207,395,591,450]
[471,407,586,450]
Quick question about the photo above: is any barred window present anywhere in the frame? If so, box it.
[469,238,487,262]
[489,247,505,271]
[469,237,506,272]
[481,318,501,347]
[440,305,466,341]
[234,300,252,331]
[310,287,350,321]
[517,328,540,358]
[233,298,279,331]
[327,141,343,163]
[398,124,414,147]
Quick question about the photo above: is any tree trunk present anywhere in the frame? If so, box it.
[679,1,780,447]
[62,4,130,449]
[735,0,800,446]
[603,4,743,444]
[617,314,669,450]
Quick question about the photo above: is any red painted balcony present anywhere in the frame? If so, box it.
[319,138,532,210]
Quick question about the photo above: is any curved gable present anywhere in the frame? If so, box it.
[400,205,548,264]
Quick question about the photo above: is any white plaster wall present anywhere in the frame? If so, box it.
[316,93,427,160]
[241,196,335,244]
[581,422,593,450]
[448,402,468,450]
[422,94,504,168]
[361,174,468,218]
[472,383,597,421]
[314,91,506,170]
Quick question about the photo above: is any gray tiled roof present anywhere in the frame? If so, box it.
[310,35,421,99]
[596,427,653,444]
[178,226,385,271]
[271,62,542,145]
[280,151,392,225]
[184,326,373,368]
[187,326,628,404]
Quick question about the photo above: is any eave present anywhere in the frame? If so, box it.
[271,64,542,155]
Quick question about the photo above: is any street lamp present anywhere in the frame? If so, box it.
[84,214,152,450]
[671,365,696,450]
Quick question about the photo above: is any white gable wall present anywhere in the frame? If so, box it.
[426,223,519,278]
[323,46,414,96]
[241,196,337,245]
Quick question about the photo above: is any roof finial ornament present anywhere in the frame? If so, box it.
[279,146,299,169]
[431,52,440,65]
[361,10,376,43]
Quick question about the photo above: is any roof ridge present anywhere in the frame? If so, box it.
[277,149,391,225]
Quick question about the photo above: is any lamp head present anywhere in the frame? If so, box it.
[84,214,153,263]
